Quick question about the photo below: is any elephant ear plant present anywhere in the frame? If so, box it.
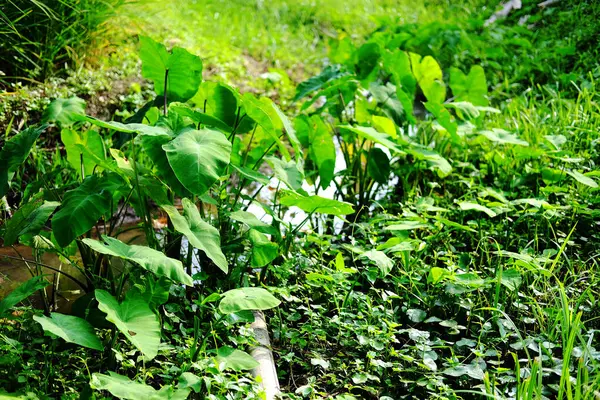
[0,36,353,397]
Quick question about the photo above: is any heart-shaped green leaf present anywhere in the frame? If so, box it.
[219,287,280,314]
[83,236,192,286]
[95,289,160,360]
[91,372,190,400]
[139,36,203,103]
[216,346,259,371]
[161,198,228,273]
[33,313,103,350]
[162,129,231,196]
[279,191,354,216]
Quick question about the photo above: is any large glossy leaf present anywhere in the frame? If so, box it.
[139,36,203,103]
[216,346,259,371]
[249,229,278,267]
[0,125,46,198]
[52,173,125,247]
[82,236,193,286]
[479,129,529,146]
[161,198,228,273]
[91,372,190,400]
[95,289,160,360]
[0,275,50,316]
[3,199,59,246]
[294,65,349,102]
[139,133,188,196]
[219,287,280,314]
[33,313,103,350]
[382,50,416,123]
[242,94,292,160]
[279,191,354,216]
[162,129,232,196]
[229,210,277,235]
[307,116,335,189]
[458,201,497,217]
[61,128,106,178]
[338,125,404,154]
[41,97,86,127]
[367,148,391,184]
[189,81,239,128]
[265,157,304,191]
[410,53,446,104]
[449,66,488,106]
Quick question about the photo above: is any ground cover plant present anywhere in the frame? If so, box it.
[1,0,600,399]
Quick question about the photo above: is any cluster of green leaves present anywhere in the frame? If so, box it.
[0,36,356,398]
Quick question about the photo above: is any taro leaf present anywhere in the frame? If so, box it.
[230,164,270,186]
[479,129,529,146]
[500,268,522,291]
[371,116,397,137]
[424,102,458,141]
[139,276,171,310]
[249,229,278,267]
[338,126,404,154]
[410,53,446,104]
[369,82,406,125]
[216,346,259,371]
[95,289,160,360]
[91,372,191,400]
[77,115,169,136]
[307,115,335,188]
[241,94,292,160]
[0,275,50,316]
[0,125,46,198]
[218,287,280,314]
[61,128,106,178]
[189,81,239,128]
[446,101,480,121]
[139,36,203,103]
[567,170,598,188]
[382,50,416,123]
[408,147,452,177]
[82,236,192,286]
[33,313,103,350]
[265,157,304,191]
[52,173,125,247]
[41,97,86,127]
[355,42,381,82]
[229,210,277,235]
[294,65,349,102]
[360,250,393,277]
[4,199,59,246]
[458,201,497,218]
[367,147,391,184]
[170,105,231,132]
[162,129,232,196]
[161,198,228,273]
[279,191,354,216]
[139,133,188,197]
[449,66,488,106]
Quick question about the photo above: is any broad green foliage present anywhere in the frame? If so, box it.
[216,346,259,371]
[0,125,46,198]
[83,236,193,285]
[279,191,354,216]
[0,276,49,316]
[60,128,106,178]
[52,173,125,247]
[249,229,279,267]
[33,313,103,350]
[163,129,232,196]
[96,290,161,360]
[41,97,86,127]
[139,36,203,103]
[3,199,59,246]
[161,198,228,273]
[91,372,190,400]
[219,287,280,314]
[294,65,348,102]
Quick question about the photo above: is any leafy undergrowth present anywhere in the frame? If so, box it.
[1,1,600,400]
